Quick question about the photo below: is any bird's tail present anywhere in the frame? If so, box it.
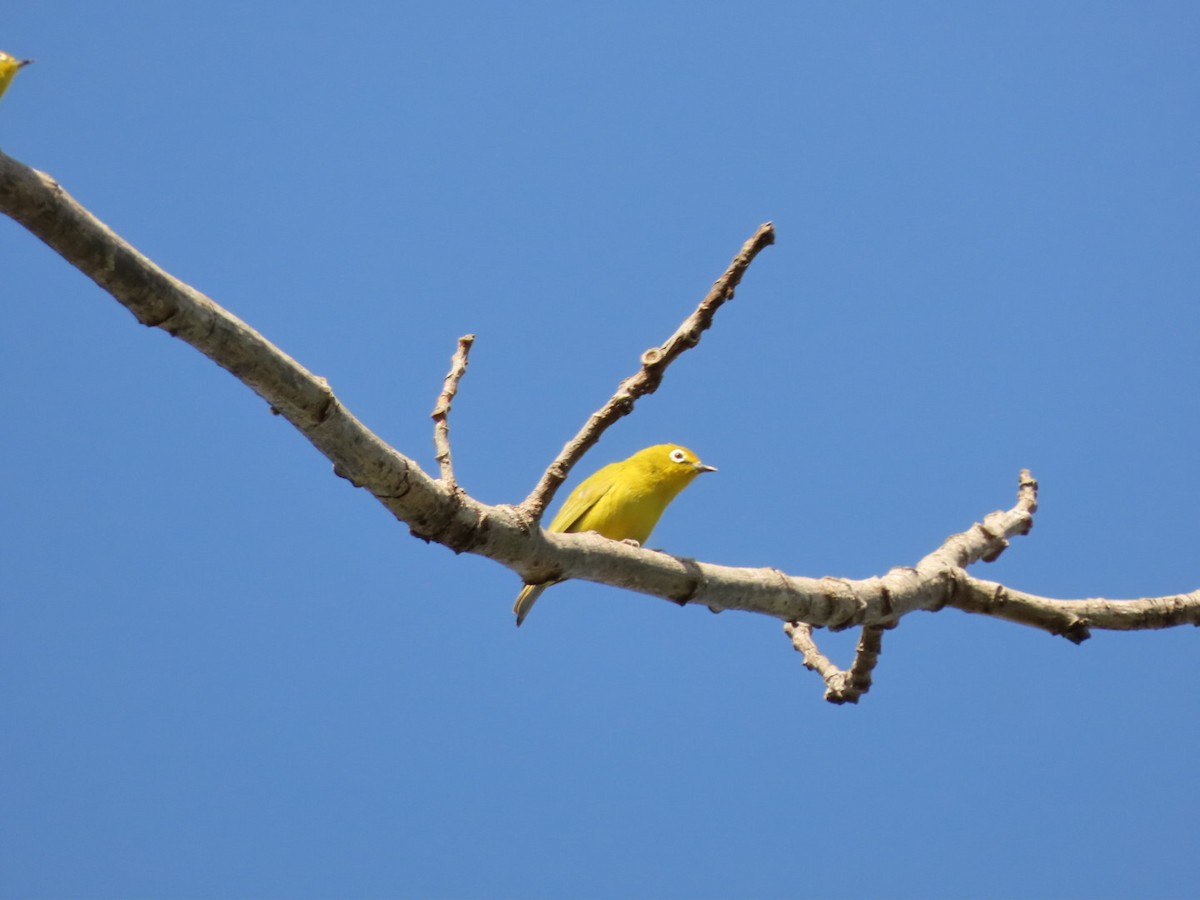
[513,582,549,627]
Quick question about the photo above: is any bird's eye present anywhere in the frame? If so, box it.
[669,448,687,463]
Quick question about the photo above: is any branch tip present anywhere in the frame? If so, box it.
[1017,468,1039,513]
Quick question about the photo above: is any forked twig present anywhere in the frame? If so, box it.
[785,622,890,704]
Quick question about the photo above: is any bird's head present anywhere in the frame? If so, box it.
[634,444,717,488]
[0,52,33,75]
[0,52,33,97]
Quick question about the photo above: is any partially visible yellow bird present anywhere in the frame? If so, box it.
[0,51,33,101]
[514,444,716,626]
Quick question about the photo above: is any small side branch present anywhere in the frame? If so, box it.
[519,222,776,521]
[785,622,890,704]
[431,334,475,488]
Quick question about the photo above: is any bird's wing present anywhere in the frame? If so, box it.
[545,463,619,533]
[513,464,619,627]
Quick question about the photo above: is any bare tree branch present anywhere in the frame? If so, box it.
[431,334,475,489]
[518,222,776,522]
[3,146,1196,703]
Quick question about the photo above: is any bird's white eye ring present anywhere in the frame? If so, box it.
[669,448,687,463]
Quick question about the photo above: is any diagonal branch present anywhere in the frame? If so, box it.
[430,334,475,488]
[0,149,457,543]
[518,222,775,521]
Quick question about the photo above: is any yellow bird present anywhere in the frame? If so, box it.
[514,444,716,626]
[0,51,33,101]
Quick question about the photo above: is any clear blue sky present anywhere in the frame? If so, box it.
[3,4,1198,898]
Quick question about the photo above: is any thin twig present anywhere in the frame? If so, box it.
[431,334,475,487]
[785,623,836,675]
[784,622,890,704]
[518,222,776,521]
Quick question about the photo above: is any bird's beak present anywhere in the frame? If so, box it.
[695,463,717,473]
[17,59,33,68]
